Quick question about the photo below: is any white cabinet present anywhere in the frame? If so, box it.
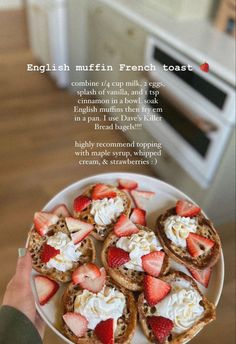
[88,3,146,73]
[88,7,121,84]
[86,2,146,105]
[67,0,146,88]
[26,0,69,88]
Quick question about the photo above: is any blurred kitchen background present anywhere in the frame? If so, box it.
[0,0,235,343]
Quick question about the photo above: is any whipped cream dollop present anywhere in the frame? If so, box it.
[155,279,204,334]
[74,286,126,329]
[164,215,197,248]
[90,197,124,227]
[116,230,163,271]
[46,232,81,272]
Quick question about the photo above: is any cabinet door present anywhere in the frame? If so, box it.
[27,1,51,64]
[27,0,69,87]
[88,9,121,84]
[89,4,146,52]
[87,3,147,110]
[88,4,146,80]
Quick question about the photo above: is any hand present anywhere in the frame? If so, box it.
[2,248,45,339]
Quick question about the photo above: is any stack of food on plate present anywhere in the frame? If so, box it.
[28,178,221,344]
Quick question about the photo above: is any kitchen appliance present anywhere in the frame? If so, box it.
[141,36,235,188]
[66,0,235,223]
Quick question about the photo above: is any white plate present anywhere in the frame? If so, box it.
[30,172,224,344]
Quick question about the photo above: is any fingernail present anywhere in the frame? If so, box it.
[18,248,27,257]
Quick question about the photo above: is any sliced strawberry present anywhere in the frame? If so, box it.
[144,275,171,306]
[63,312,88,338]
[92,184,117,200]
[148,316,174,344]
[34,212,59,236]
[130,208,146,226]
[73,195,91,213]
[176,200,201,217]
[72,263,101,285]
[65,217,93,234]
[188,267,212,288]
[94,318,114,344]
[41,243,60,263]
[65,216,82,232]
[80,267,106,293]
[130,190,155,209]
[52,204,71,217]
[107,247,130,268]
[186,233,215,258]
[66,218,93,244]
[113,214,139,237]
[34,275,59,305]
[118,179,138,191]
[142,251,165,277]
[71,225,93,244]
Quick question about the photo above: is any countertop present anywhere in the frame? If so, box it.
[99,0,235,87]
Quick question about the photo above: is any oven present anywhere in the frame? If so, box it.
[141,36,235,188]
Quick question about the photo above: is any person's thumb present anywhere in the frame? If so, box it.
[15,249,32,283]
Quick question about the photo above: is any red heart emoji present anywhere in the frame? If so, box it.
[200,62,209,73]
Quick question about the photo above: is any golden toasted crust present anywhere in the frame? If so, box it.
[156,208,221,270]
[138,271,216,343]
[62,277,137,343]
[74,184,132,241]
[101,225,170,291]
[27,217,96,283]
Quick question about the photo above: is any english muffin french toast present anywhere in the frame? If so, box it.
[73,183,132,241]
[156,200,221,270]
[28,204,96,283]
[101,222,170,291]
[62,263,137,343]
[138,271,216,344]
[29,179,222,344]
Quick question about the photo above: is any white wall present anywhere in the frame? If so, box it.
[0,0,23,10]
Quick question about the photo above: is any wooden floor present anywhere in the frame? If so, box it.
[0,9,235,344]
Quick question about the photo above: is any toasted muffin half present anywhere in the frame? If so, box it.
[62,277,137,344]
[138,271,216,343]
[28,217,96,283]
[74,184,132,241]
[101,225,170,291]
[156,208,221,270]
